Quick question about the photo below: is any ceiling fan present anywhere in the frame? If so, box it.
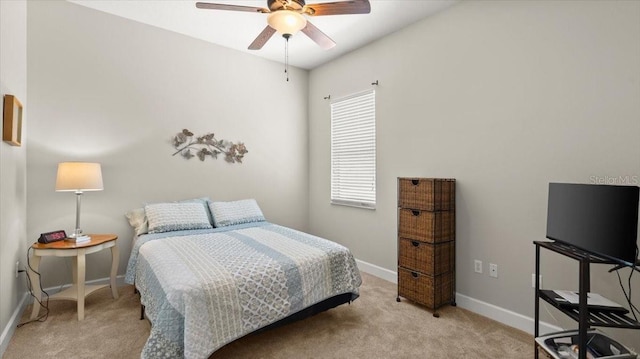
[195,0,372,50]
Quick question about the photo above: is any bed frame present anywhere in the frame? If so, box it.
[138,291,354,351]
[139,290,354,324]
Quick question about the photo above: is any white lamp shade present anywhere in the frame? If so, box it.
[55,162,104,192]
[267,10,307,35]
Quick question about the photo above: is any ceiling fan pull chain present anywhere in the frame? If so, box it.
[284,34,290,82]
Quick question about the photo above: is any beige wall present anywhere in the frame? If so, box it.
[2,0,639,352]
[308,0,639,347]
[0,0,28,352]
[26,1,309,288]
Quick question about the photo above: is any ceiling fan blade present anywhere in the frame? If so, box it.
[303,0,371,16]
[248,26,277,50]
[301,21,336,50]
[195,2,270,13]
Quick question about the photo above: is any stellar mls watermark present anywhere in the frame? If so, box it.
[589,175,639,185]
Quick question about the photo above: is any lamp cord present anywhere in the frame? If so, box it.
[17,247,50,327]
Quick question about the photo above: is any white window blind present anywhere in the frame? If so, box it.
[331,89,376,209]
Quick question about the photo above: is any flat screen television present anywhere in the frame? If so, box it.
[546,183,639,266]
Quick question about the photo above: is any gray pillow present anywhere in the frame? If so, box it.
[209,199,265,227]
[145,202,213,233]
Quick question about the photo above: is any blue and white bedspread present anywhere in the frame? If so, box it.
[125,222,362,359]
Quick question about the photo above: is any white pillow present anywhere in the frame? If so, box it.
[209,199,265,227]
[125,208,148,236]
[145,202,213,233]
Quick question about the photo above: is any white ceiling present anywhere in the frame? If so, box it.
[68,0,458,70]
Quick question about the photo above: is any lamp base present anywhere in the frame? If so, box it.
[65,234,91,243]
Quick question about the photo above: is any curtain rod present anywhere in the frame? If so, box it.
[324,80,378,100]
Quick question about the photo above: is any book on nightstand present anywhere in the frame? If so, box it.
[66,235,91,243]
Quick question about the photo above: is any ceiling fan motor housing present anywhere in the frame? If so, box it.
[196,0,371,50]
[268,0,306,12]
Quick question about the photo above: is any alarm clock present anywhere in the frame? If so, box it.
[38,230,67,244]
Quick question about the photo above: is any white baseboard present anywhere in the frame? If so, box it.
[356,259,397,283]
[455,293,562,335]
[356,258,562,336]
[0,292,29,357]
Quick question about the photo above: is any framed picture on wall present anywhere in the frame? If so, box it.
[3,94,23,146]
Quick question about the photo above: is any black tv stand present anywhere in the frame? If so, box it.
[534,240,640,359]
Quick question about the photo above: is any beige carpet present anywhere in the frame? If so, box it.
[4,273,533,358]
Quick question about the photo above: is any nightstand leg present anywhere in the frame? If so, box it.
[77,251,86,320]
[110,245,119,299]
[71,257,77,285]
[28,255,42,320]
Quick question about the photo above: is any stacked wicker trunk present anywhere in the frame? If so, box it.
[396,178,456,317]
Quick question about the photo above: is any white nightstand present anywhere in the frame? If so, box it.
[27,234,119,320]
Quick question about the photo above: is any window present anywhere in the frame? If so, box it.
[330,89,376,209]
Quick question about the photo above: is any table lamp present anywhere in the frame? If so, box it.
[55,162,103,242]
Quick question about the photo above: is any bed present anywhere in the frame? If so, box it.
[124,198,362,359]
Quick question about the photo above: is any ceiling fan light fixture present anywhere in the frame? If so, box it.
[267,10,307,36]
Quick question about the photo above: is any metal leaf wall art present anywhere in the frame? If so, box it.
[172,129,248,163]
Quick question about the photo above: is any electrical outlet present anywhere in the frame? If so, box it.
[474,260,483,274]
[489,263,498,278]
[15,261,19,278]
[532,274,543,288]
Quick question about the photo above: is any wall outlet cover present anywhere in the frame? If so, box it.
[474,260,483,274]
[532,274,543,288]
[489,263,498,278]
